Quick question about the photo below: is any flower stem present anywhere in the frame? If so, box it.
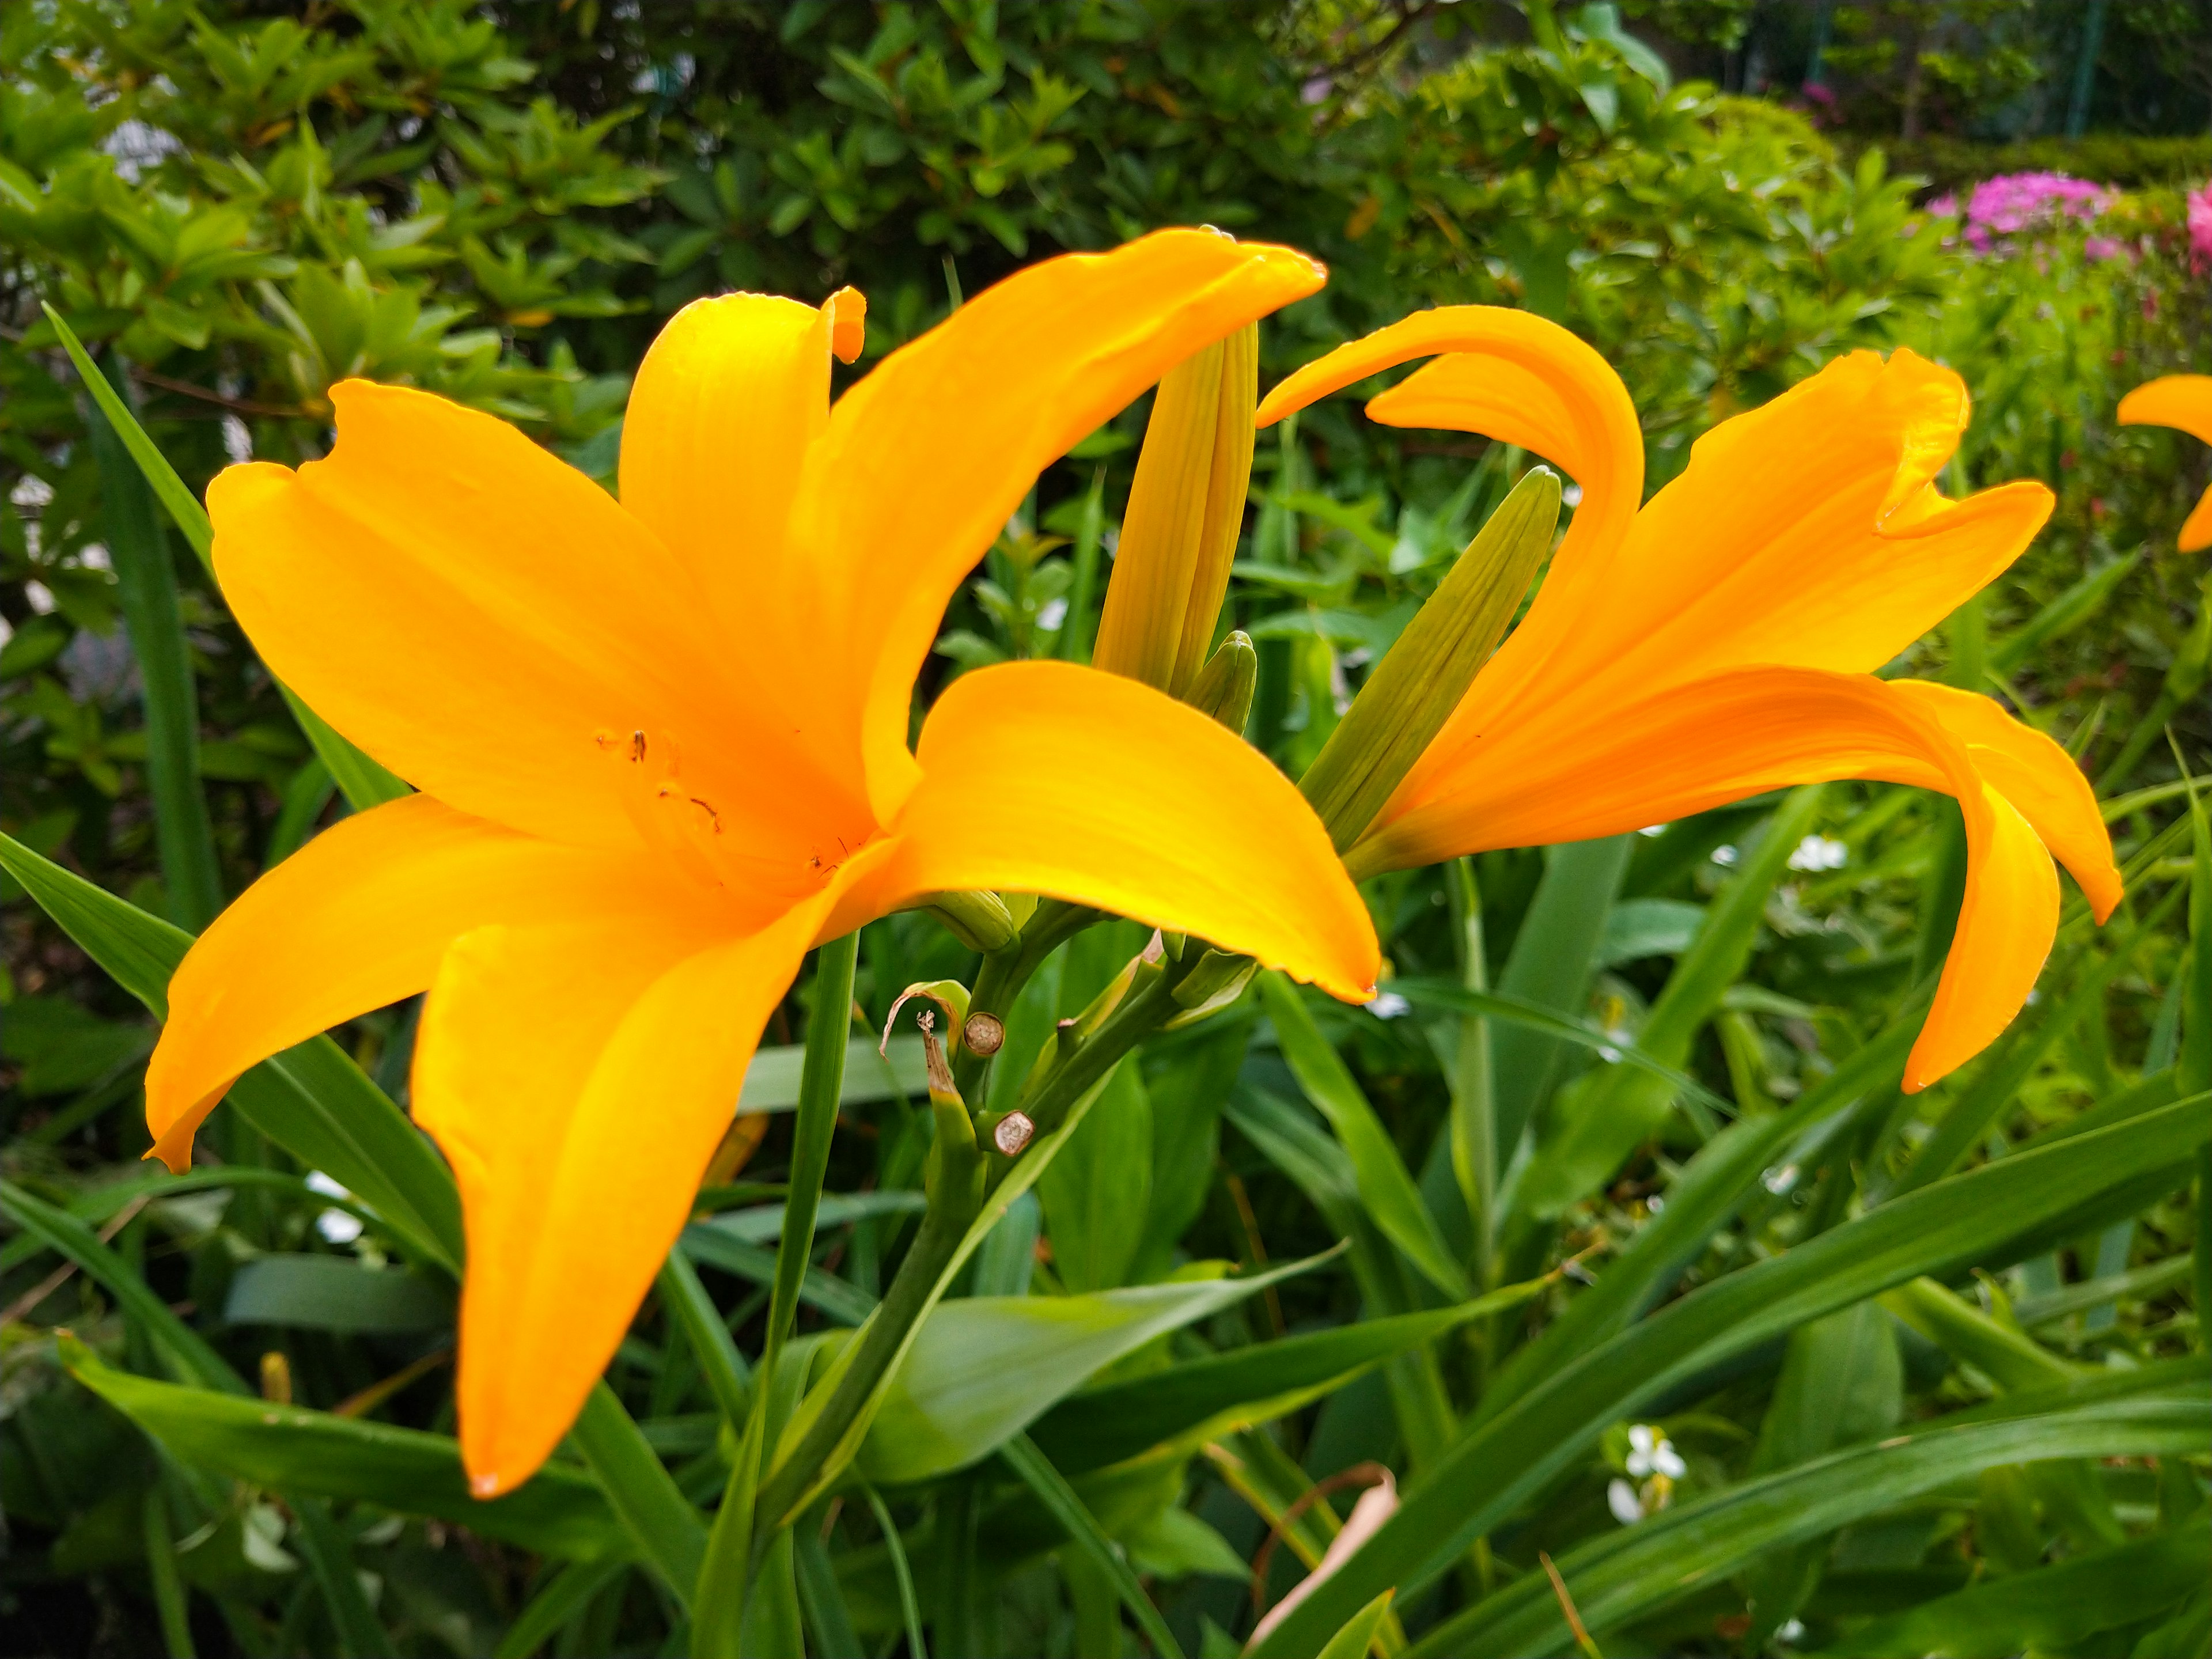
[755,946,1197,1528]
[691,931,857,1657]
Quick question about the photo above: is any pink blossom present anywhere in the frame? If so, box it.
[1939,172,2113,253]
[2187,181,2212,272]
[2083,235,2127,262]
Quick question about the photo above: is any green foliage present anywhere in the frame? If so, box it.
[4,2,2211,1656]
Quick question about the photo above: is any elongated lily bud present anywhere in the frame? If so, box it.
[906,889,1017,952]
[1186,630,1258,732]
[1302,468,1562,851]
[1093,323,1259,699]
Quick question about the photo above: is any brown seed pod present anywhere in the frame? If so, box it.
[963,1011,1006,1057]
[992,1111,1035,1157]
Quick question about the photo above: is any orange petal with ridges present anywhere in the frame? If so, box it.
[1349,665,2057,1089]
[787,229,1327,825]
[142,794,709,1172]
[619,291,837,661]
[414,898,823,1504]
[2118,374,2212,551]
[418,896,827,1494]
[1885,680,2121,920]
[837,660,1378,1002]
[210,388,862,857]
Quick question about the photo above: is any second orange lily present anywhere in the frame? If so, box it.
[1262,308,2123,1093]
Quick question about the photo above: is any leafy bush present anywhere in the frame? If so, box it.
[2,4,2207,1657]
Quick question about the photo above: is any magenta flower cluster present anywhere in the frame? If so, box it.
[2189,181,2212,271]
[1927,171,2113,252]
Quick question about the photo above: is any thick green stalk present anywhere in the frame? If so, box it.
[695,933,858,1653]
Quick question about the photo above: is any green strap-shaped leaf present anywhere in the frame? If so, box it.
[1029,1281,1547,1478]
[1000,1434,1184,1659]
[1409,1369,2211,1658]
[1259,973,1469,1301]
[60,1335,628,1559]
[1319,1592,1397,1659]
[1244,1094,2212,1657]
[855,1249,1332,1488]
[85,354,224,931]
[44,302,409,812]
[1,1180,244,1394]
[0,827,463,1270]
[293,1495,400,1658]
[571,1382,707,1607]
[1816,1517,2209,1659]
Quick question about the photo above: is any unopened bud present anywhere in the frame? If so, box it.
[963,1012,1006,1057]
[1305,467,1561,858]
[992,1111,1036,1156]
[1168,949,1258,1027]
[1093,324,1259,698]
[906,889,1018,952]
[1185,631,1257,732]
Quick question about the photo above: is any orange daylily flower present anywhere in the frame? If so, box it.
[144,230,1379,1494]
[1261,308,2122,1093]
[2116,374,2212,550]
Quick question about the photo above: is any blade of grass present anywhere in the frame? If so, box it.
[572,1382,706,1607]
[1001,1433,1184,1659]
[44,304,408,812]
[862,1481,928,1659]
[1244,1093,2211,1656]
[84,353,222,931]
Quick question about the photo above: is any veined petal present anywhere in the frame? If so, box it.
[143,794,710,1172]
[619,288,862,653]
[211,385,857,857]
[418,897,828,1494]
[1350,665,2058,1089]
[2117,374,2212,551]
[842,660,1378,1001]
[1885,679,2122,921]
[787,229,1327,825]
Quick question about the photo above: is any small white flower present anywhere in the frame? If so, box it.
[24,581,55,615]
[1787,834,1848,873]
[316,1209,364,1245]
[1561,483,1585,507]
[1626,1424,1685,1479]
[305,1171,351,1200]
[1036,597,1069,631]
[1777,1620,1806,1645]
[1606,1478,1643,1524]
[1710,843,1738,867]
[1762,1163,1799,1196]
[222,415,253,464]
[1369,991,1411,1020]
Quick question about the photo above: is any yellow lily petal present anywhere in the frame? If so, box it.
[1350,665,2052,1089]
[143,794,704,1172]
[1374,348,2051,798]
[836,660,1378,1001]
[619,291,839,647]
[210,386,868,861]
[416,895,827,1494]
[2117,374,2212,551]
[1885,679,2122,921]
[787,229,1327,824]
